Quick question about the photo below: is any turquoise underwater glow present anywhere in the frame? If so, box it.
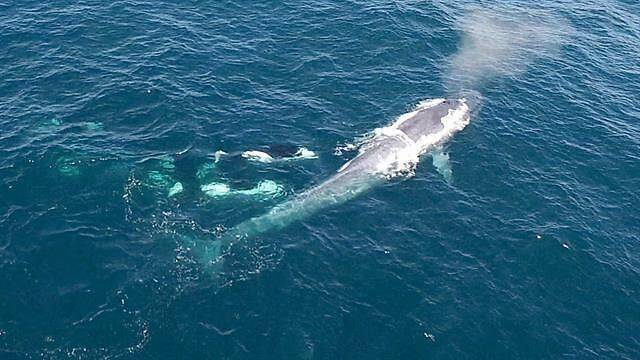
[1,1,639,358]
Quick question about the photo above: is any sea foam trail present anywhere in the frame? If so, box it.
[445,6,572,92]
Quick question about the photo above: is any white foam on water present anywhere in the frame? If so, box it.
[242,147,318,163]
[201,180,285,199]
[213,150,228,163]
[292,147,318,160]
[235,180,284,198]
[167,182,183,197]
[201,182,231,197]
[242,150,274,163]
[334,133,376,156]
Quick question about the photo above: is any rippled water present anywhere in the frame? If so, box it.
[1,1,639,358]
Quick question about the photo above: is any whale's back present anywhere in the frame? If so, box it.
[396,100,462,142]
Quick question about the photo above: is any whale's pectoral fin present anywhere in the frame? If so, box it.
[430,148,453,184]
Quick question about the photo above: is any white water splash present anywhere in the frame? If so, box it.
[241,147,318,163]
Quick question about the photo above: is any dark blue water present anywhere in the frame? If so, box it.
[1,1,639,358]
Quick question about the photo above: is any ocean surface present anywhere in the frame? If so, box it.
[1,1,639,358]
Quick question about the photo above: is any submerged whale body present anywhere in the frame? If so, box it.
[191,98,471,270]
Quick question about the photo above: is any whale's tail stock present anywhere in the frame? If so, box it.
[182,174,380,275]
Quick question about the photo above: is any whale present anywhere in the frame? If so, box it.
[187,98,471,271]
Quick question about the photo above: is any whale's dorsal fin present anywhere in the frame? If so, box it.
[431,148,453,184]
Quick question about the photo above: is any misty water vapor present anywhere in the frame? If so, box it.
[445,7,572,92]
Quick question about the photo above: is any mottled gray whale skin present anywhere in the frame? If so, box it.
[192,98,470,269]
[397,99,465,142]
